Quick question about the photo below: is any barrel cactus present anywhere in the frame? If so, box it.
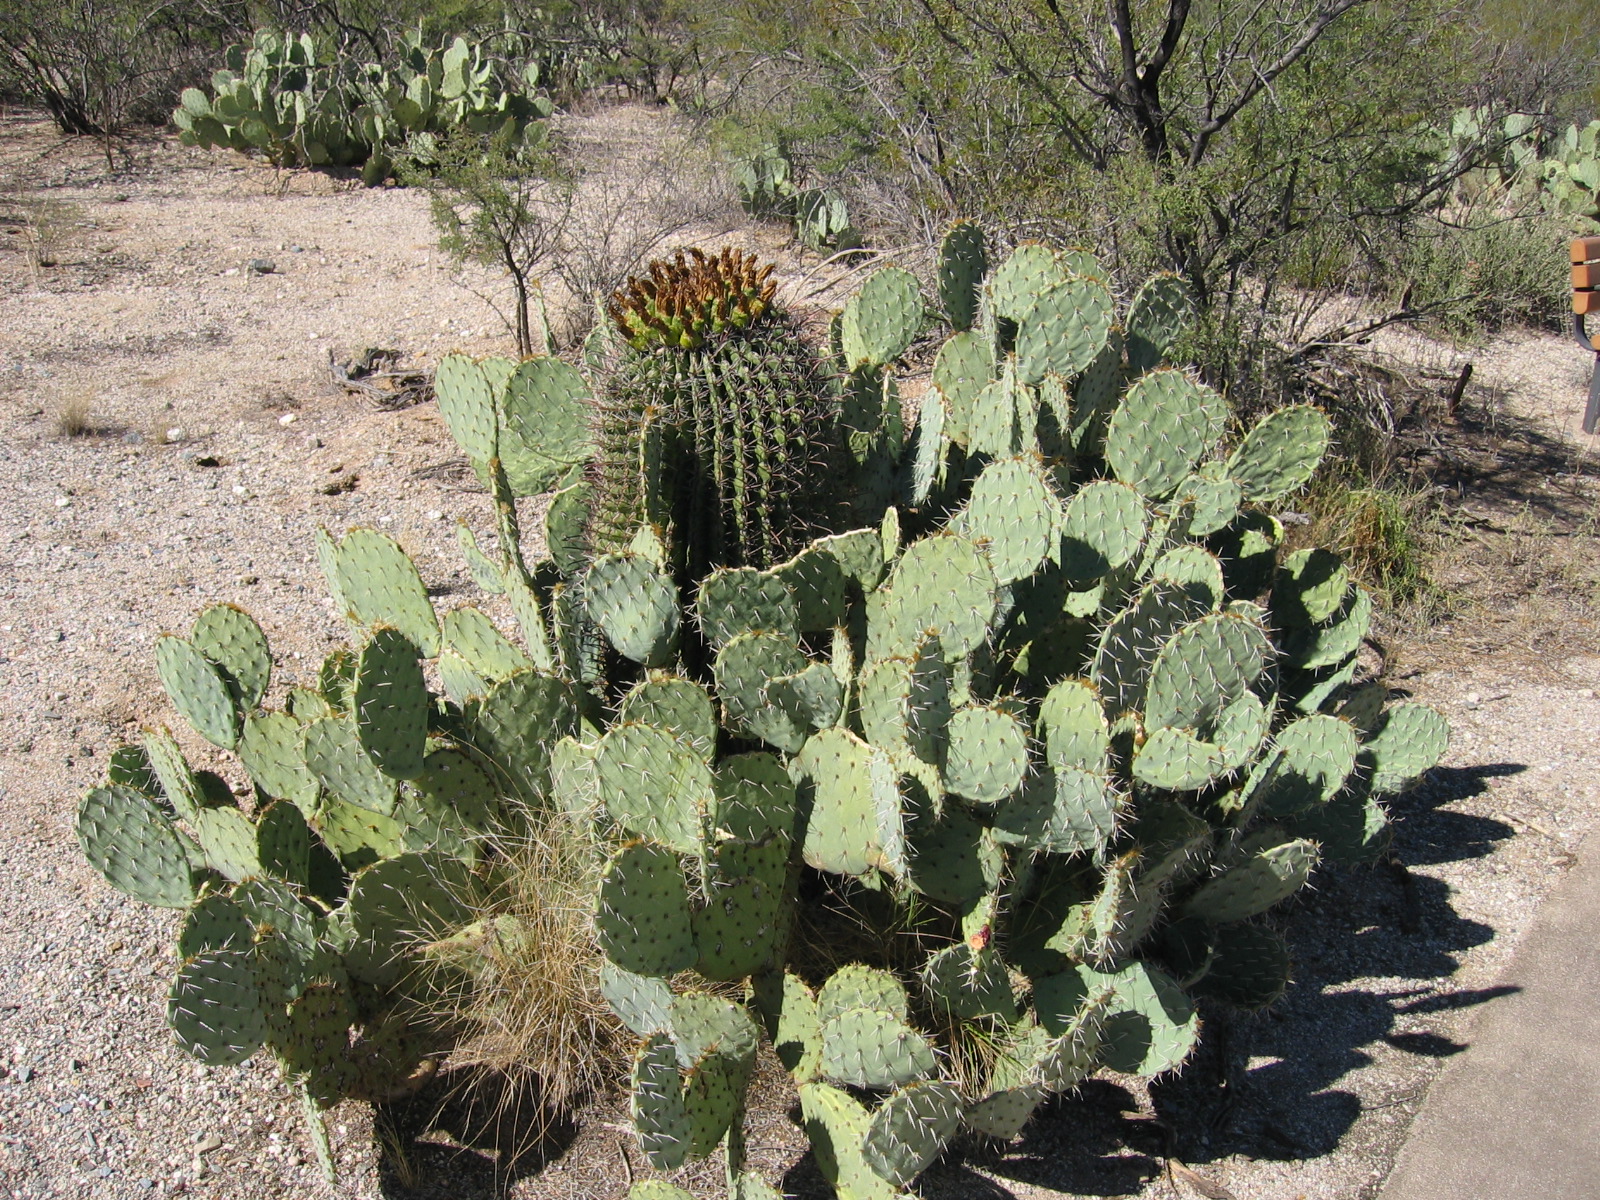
[74,223,1448,1197]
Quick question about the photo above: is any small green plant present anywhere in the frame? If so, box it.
[76,227,1449,1197]
[731,142,858,251]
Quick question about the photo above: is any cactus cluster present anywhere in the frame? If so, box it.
[172,29,554,185]
[730,142,859,252]
[78,224,1448,1197]
[1433,108,1600,228]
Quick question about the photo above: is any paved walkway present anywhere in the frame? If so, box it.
[1379,831,1600,1200]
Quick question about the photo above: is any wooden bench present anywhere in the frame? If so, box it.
[1575,237,1600,315]
[1576,239,1600,433]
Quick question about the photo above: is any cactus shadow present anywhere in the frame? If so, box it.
[1139,759,1525,1166]
[372,1066,578,1199]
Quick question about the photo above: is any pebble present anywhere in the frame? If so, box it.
[166,427,184,442]
[426,510,444,521]
[246,259,275,275]
[278,413,297,426]
[55,496,70,508]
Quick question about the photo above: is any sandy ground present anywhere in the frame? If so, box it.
[3,106,1600,1200]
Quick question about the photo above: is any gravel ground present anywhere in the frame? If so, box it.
[2,108,1599,1200]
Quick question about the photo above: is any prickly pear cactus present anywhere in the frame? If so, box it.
[77,228,1449,1200]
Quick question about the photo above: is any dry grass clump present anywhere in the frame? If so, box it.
[432,808,626,1131]
[55,396,95,437]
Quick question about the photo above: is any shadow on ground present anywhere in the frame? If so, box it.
[914,759,1526,1198]
[373,1067,578,1199]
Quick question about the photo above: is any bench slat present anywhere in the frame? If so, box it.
[1572,237,1600,264]
[1577,289,1600,315]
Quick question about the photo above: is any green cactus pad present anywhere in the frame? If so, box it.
[818,964,911,1023]
[1091,582,1212,717]
[167,949,268,1067]
[1274,548,1350,626]
[1152,546,1226,610]
[1105,370,1226,500]
[669,991,762,1069]
[303,716,397,814]
[1094,961,1199,1077]
[683,1049,745,1160]
[922,942,1015,1019]
[1194,923,1291,1009]
[1242,714,1359,817]
[191,805,262,881]
[1038,678,1110,773]
[1144,612,1273,734]
[156,634,240,749]
[1125,274,1194,375]
[315,647,357,714]
[276,981,357,1099]
[600,961,674,1035]
[695,840,789,980]
[440,606,529,682]
[841,266,924,368]
[1225,405,1331,502]
[932,331,996,448]
[1178,472,1244,538]
[583,553,678,667]
[713,631,809,751]
[938,221,987,331]
[697,567,798,650]
[325,528,440,657]
[500,355,597,495]
[594,722,711,854]
[820,1005,936,1088]
[1214,690,1272,771]
[862,1079,964,1187]
[1133,727,1228,790]
[255,799,313,887]
[1212,509,1283,597]
[409,748,498,832]
[966,367,1028,459]
[178,894,253,958]
[470,669,581,804]
[1014,277,1114,386]
[964,1083,1049,1140]
[1070,330,1125,456]
[958,456,1059,585]
[1059,247,1107,280]
[341,851,474,989]
[78,785,194,908]
[713,752,799,842]
[1291,783,1390,864]
[988,243,1068,322]
[944,704,1029,804]
[765,662,845,735]
[1059,481,1148,585]
[1283,585,1373,671]
[631,1032,690,1170]
[800,1082,900,1200]
[106,743,161,797]
[596,840,697,977]
[905,800,1003,904]
[456,524,506,595]
[434,354,500,470]
[618,674,718,762]
[1362,702,1449,794]
[236,876,326,997]
[352,627,428,781]
[858,643,951,771]
[1183,838,1319,923]
[995,765,1121,858]
[314,796,404,870]
[793,728,904,877]
[237,712,318,813]
[191,604,271,710]
[628,1185,697,1200]
[867,532,997,664]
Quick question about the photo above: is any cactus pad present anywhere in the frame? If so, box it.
[1362,702,1449,794]
[959,456,1059,585]
[793,728,903,877]
[1059,481,1148,585]
[697,567,798,649]
[1105,370,1226,500]
[77,785,194,909]
[595,722,712,854]
[1014,276,1114,385]
[862,1079,964,1186]
[324,528,440,657]
[1126,274,1194,375]
[938,221,987,331]
[191,604,271,710]
[943,704,1029,804]
[800,1082,900,1200]
[596,840,697,977]
[841,266,924,368]
[156,634,240,749]
[1184,838,1319,923]
[303,716,398,814]
[1226,405,1331,502]
[353,627,427,781]
[168,949,269,1066]
[631,1032,691,1169]
[585,553,680,667]
[619,674,718,762]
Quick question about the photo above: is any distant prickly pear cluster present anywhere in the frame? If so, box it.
[77,223,1448,1198]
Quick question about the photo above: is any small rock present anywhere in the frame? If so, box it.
[16,1065,33,1083]
[290,244,303,253]
[192,455,222,468]
[222,267,238,277]
[278,413,297,426]
[1581,688,1596,699]
[55,496,70,508]
[194,1134,223,1155]
[166,427,184,442]
[246,259,275,275]
[426,510,444,521]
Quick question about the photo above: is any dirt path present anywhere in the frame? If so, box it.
[3,109,1599,1200]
